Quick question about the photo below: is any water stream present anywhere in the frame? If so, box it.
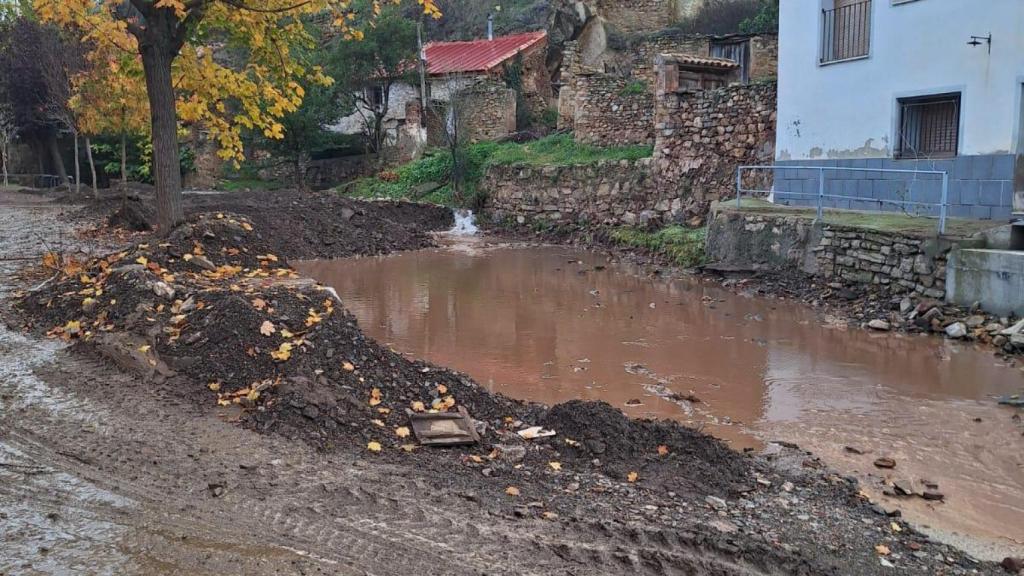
[295,237,1024,560]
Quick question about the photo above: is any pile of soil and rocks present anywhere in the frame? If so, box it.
[77,189,454,260]
[12,209,1018,574]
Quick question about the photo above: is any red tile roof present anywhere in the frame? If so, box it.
[424,31,547,75]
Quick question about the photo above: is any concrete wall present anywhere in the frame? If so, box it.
[777,0,1024,160]
[947,249,1024,316]
[707,209,952,298]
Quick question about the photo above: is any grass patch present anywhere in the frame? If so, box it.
[610,225,707,268]
[723,197,998,238]
[342,133,653,208]
[217,178,284,192]
[618,80,649,97]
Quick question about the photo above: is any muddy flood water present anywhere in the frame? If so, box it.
[296,238,1024,560]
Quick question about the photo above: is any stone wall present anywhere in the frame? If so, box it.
[654,81,776,221]
[706,209,951,298]
[486,158,691,226]
[572,73,655,146]
[257,154,376,190]
[427,80,518,147]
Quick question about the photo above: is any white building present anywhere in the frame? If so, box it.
[774,0,1024,220]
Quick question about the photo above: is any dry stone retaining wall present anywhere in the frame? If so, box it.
[573,74,655,146]
[654,81,776,220]
[485,158,692,226]
[706,210,950,298]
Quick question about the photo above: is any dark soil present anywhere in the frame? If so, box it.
[8,199,1011,574]
[76,188,454,260]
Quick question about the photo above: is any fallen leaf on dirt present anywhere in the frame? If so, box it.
[377,407,391,415]
[259,320,276,336]
[395,426,410,438]
[410,401,425,412]
[657,445,670,456]
[548,461,562,471]
[367,441,382,453]
[138,345,151,353]
[488,449,499,459]
[42,251,59,269]
[135,256,148,266]
[241,222,253,231]
[437,384,448,394]
[371,419,385,427]
[542,511,558,520]
[251,298,266,310]
[208,382,221,392]
[400,444,417,452]
[627,471,639,483]
[305,309,322,327]
[64,320,81,335]
[875,545,890,556]
[342,361,355,372]
[270,342,293,362]
[469,455,483,463]
[505,486,520,497]
[369,388,382,406]
[280,328,295,338]
[564,438,580,447]
[890,522,902,533]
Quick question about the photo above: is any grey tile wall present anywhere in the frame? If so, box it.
[770,155,1015,221]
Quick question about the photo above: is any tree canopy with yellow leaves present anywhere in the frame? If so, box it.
[35,0,441,231]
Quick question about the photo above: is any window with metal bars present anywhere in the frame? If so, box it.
[896,93,960,158]
[820,0,872,64]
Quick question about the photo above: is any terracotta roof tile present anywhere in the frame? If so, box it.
[662,53,740,70]
[424,31,547,75]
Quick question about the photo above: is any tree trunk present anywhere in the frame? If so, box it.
[140,44,183,233]
[121,131,128,208]
[73,132,81,196]
[85,136,97,196]
[46,132,69,188]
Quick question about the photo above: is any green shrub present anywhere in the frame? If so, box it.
[618,80,649,97]
[341,134,654,208]
[610,225,707,268]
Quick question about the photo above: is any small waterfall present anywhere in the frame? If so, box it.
[448,209,478,235]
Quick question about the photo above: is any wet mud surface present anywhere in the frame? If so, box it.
[297,238,1024,561]
[0,190,1018,574]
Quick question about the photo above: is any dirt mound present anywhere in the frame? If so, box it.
[106,199,154,231]
[539,401,752,494]
[78,190,454,260]
[19,212,518,451]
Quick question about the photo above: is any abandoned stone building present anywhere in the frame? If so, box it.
[332,30,553,154]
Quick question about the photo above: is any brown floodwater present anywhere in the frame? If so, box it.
[295,237,1024,560]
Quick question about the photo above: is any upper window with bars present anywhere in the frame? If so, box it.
[895,93,960,159]
[820,0,872,64]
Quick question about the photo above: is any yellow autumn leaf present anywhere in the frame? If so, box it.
[241,222,253,231]
[400,444,417,452]
[280,328,295,338]
[82,297,96,310]
[135,256,148,266]
[367,441,382,453]
[371,419,385,427]
[627,471,639,483]
[890,522,902,533]
[548,461,562,471]
[505,486,520,497]
[437,384,448,394]
[342,361,355,372]
[875,544,890,556]
[208,382,221,392]
[369,388,382,407]
[411,401,425,412]
[259,320,275,336]
[138,345,151,353]
[469,455,483,463]
[657,445,670,456]
[270,342,293,361]
[64,320,82,335]
[395,426,410,438]
[251,298,266,310]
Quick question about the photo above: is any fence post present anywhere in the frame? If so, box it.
[816,167,825,221]
[939,171,949,235]
[735,167,742,209]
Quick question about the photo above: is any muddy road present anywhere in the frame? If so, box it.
[0,190,1015,575]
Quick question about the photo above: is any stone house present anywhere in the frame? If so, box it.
[331,31,553,151]
[774,0,1024,221]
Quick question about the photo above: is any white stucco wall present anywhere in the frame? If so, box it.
[776,0,1024,160]
[331,82,420,137]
